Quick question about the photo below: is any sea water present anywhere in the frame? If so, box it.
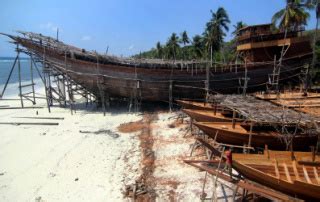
[0,57,43,97]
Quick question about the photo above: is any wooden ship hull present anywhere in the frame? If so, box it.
[232,150,320,200]
[4,31,312,102]
[193,122,317,150]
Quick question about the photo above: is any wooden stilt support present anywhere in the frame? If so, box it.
[30,55,36,104]
[43,47,51,113]
[248,121,253,151]
[232,110,236,129]
[17,46,24,108]
[169,80,173,112]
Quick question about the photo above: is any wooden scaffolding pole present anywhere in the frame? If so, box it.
[17,45,24,108]
[30,55,36,104]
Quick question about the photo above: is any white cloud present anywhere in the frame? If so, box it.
[128,44,134,50]
[40,22,60,32]
[81,36,92,41]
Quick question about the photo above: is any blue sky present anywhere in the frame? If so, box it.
[0,0,318,57]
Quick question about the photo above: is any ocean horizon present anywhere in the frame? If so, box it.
[0,57,43,97]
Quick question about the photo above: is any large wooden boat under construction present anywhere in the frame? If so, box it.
[1,24,312,102]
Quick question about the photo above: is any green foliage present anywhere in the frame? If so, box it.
[134,7,233,62]
[232,21,247,36]
[272,0,314,30]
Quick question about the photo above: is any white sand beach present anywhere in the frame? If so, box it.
[0,88,232,202]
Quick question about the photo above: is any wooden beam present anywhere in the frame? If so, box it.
[0,122,59,126]
[12,116,64,120]
[274,161,280,179]
[302,165,312,184]
[313,167,320,185]
[0,106,44,110]
[283,163,292,183]
[292,161,301,181]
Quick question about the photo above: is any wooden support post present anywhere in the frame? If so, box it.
[311,146,316,162]
[232,185,239,201]
[105,92,110,109]
[190,117,193,135]
[42,47,51,113]
[101,89,106,116]
[169,80,173,112]
[30,55,36,104]
[232,110,236,129]
[211,146,226,202]
[205,63,210,101]
[214,103,217,115]
[242,60,248,96]
[64,51,72,115]
[200,171,208,201]
[213,131,219,144]
[17,46,24,108]
[47,69,53,106]
[248,121,253,149]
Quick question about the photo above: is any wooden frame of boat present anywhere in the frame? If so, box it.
[193,121,317,150]
[192,139,320,200]
[1,31,312,102]
[184,159,301,201]
[232,150,320,200]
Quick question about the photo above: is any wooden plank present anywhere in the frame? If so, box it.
[0,106,43,110]
[274,161,280,179]
[237,36,309,51]
[283,163,292,183]
[303,165,312,184]
[0,122,59,126]
[313,167,320,185]
[292,161,301,181]
[195,137,221,157]
[13,116,64,120]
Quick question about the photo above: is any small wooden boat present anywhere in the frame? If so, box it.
[255,92,320,100]
[182,108,234,122]
[176,100,216,110]
[193,122,317,150]
[232,150,320,200]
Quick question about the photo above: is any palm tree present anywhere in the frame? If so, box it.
[272,0,311,31]
[180,31,190,46]
[156,42,163,59]
[232,21,247,36]
[192,35,204,59]
[166,33,180,60]
[180,31,190,60]
[204,7,230,65]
